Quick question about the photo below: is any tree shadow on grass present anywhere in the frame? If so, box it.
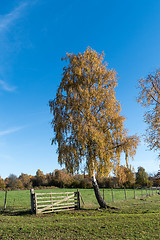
[0,209,32,216]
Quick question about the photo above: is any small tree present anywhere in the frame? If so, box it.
[34,169,46,187]
[137,70,160,158]
[19,173,32,188]
[116,165,135,188]
[0,176,6,189]
[6,174,18,189]
[136,166,149,187]
[49,47,139,208]
[53,169,72,188]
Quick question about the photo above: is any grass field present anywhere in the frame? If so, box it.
[0,189,159,239]
[0,188,158,211]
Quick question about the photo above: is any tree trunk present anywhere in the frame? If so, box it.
[91,173,108,208]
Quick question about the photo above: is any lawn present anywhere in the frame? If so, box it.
[0,189,159,239]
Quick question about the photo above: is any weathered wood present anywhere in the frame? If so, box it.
[37,204,76,213]
[30,189,35,213]
[35,193,38,214]
[37,198,76,204]
[37,202,76,208]
[36,192,74,195]
[79,192,85,205]
[36,196,66,199]
[42,208,75,214]
[111,188,114,202]
[134,189,136,199]
[4,191,7,210]
[34,191,80,214]
[124,188,127,200]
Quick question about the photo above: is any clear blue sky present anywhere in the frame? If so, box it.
[0,0,159,179]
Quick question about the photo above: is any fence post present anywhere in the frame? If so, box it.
[103,189,105,200]
[76,189,80,210]
[4,191,7,210]
[111,188,114,202]
[124,188,127,200]
[134,189,136,199]
[30,189,35,213]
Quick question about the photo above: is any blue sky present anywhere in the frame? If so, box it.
[0,0,159,179]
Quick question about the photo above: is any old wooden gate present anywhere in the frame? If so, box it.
[30,189,80,214]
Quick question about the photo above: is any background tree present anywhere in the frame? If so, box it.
[137,69,160,158]
[6,174,18,189]
[116,165,127,187]
[49,47,139,208]
[0,176,6,189]
[33,169,47,187]
[116,165,135,188]
[136,166,150,187]
[19,173,32,188]
[53,169,72,188]
[153,170,160,186]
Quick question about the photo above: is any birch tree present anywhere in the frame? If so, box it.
[49,47,139,208]
[137,69,160,158]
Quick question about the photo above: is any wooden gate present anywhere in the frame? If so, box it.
[30,189,80,214]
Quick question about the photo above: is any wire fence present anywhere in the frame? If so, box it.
[0,187,159,213]
[99,187,160,203]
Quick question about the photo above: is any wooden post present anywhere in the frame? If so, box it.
[124,188,127,200]
[111,188,114,202]
[80,192,85,205]
[4,191,7,210]
[146,188,147,197]
[35,193,38,214]
[103,189,105,200]
[134,189,136,199]
[76,189,80,209]
[30,189,35,213]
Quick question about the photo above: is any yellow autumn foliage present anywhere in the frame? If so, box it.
[137,69,160,157]
[49,47,139,176]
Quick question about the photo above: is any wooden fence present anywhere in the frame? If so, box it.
[30,189,80,214]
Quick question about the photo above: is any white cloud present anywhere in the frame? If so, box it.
[0,126,24,136]
[0,79,16,92]
[0,2,28,33]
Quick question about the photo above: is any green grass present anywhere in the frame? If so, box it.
[0,189,159,239]
[0,188,158,211]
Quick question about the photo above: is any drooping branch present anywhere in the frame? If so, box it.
[50,47,140,208]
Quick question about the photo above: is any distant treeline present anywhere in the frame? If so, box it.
[0,166,159,190]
